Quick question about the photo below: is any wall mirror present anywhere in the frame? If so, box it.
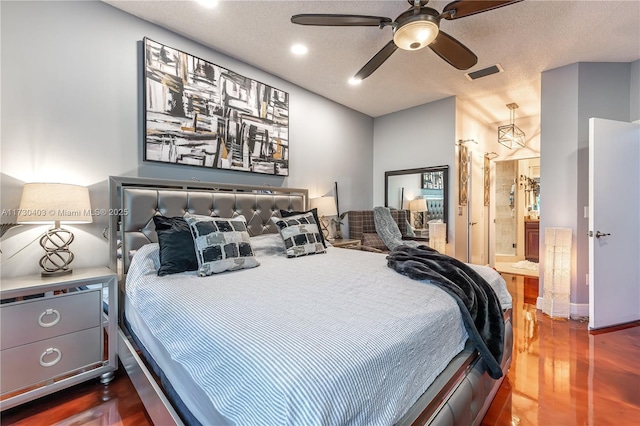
[385,165,449,239]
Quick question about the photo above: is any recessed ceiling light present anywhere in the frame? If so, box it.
[291,44,308,55]
[196,0,218,9]
[348,77,362,86]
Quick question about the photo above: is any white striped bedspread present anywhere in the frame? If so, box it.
[126,237,511,426]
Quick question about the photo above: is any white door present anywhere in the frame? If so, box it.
[588,118,640,330]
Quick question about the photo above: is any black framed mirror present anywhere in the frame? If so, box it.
[384,165,449,240]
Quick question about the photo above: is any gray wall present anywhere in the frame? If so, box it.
[632,59,640,122]
[0,1,374,277]
[372,97,456,244]
[540,62,633,311]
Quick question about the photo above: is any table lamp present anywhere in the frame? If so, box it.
[309,196,337,240]
[409,198,428,229]
[17,183,93,276]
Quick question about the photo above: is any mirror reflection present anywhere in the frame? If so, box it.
[385,166,449,240]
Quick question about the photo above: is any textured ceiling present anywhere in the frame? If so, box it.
[104,0,640,121]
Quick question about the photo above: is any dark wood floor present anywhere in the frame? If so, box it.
[2,273,639,425]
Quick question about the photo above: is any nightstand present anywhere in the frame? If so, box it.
[331,238,362,249]
[0,267,117,410]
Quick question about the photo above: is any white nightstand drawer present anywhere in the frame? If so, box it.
[0,326,102,394]
[0,290,101,350]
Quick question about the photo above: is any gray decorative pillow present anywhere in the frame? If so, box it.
[271,212,326,258]
[183,213,259,276]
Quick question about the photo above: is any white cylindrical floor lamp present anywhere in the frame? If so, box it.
[542,227,572,319]
[428,222,446,254]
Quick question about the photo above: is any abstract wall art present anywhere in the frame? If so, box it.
[143,38,289,176]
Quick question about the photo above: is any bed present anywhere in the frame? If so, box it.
[108,176,513,426]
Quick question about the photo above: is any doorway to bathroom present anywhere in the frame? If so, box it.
[493,157,540,277]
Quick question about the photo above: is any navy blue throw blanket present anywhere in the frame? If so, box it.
[386,245,504,379]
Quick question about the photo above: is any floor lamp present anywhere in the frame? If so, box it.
[428,222,446,254]
[542,227,572,319]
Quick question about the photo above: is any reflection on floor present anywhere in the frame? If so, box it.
[482,273,640,425]
[495,261,539,278]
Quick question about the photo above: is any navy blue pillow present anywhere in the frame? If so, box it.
[280,208,327,248]
[153,216,198,276]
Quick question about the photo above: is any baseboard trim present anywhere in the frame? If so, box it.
[570,303,589,319]
[536,297,589,319]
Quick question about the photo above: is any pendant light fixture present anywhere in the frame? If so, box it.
[498,103,525,149]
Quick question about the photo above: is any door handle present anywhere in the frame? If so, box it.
[595,231,611,238]
[469,222,478,226]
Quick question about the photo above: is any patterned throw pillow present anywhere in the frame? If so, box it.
[183,213,259,276]
[280,208,327,248]
[271,212,326,258]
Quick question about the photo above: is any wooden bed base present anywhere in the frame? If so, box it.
[108,176,512,426]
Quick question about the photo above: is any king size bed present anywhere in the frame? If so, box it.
[108,176,513,426]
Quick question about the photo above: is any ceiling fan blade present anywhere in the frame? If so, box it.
[291,14,392,26]
[441,0,522,20]
[354,40,398,80]
[428,31,477,70]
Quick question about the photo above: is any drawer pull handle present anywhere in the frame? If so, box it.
[39,348,62,367]
[38,309,60,328]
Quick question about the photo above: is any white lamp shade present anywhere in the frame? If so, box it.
[409,198,428,212]
[17,183,93,224]
[309,196,337,217]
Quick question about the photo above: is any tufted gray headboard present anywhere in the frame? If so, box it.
[108,176,307,279]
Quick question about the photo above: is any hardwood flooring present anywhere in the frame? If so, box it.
[482,274,640,426]
[0,367,151,426]
[2,273,639,425]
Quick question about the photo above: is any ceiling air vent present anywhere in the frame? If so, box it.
[465,64,504,81]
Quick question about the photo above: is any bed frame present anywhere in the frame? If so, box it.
[108,176,512,426]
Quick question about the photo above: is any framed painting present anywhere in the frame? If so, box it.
[143,38,289,176]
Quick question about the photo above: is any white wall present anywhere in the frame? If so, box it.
[0,1,374,277]
[372,97,456,252]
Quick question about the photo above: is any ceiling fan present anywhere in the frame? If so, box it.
[291,0,523,81]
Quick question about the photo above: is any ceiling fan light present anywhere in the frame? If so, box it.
[394,20,439,51]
